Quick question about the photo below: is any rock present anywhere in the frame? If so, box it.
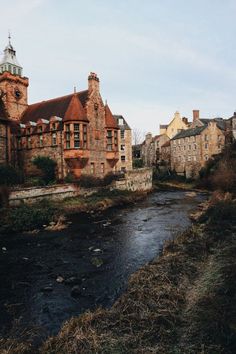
[65,276,81,285]
[91,257,104,267]
[41,286,53,293]
[56,276,64,283]
[71,285,81,297]
[93,248,102,253]
[22,257,29,261]
[2,247,7,252]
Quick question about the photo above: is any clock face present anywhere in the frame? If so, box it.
[14,88,22,100]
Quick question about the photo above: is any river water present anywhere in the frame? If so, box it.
[0,190,206,338]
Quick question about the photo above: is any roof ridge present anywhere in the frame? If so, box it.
[29,90,88,107]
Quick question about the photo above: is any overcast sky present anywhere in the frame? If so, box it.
[0,0,236,134]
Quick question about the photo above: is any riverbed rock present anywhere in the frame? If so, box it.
[91,257,104,267]
[71,285,81,297]
[65,276,81,286]
[41,286,53,293]
[56,276,64,283]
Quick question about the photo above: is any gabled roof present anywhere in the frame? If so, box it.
[0,99,8,121]
[113,115,131,130]
[105,105,118,129]
[171,126,206,140]
[21,90,89,124]
[64,94,88,122]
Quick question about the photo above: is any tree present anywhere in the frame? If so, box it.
[32,156,57,184]
[132,128,146,145]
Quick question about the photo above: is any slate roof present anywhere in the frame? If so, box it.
[21,90,89,123]
[171,126,206,140]
[200,118,226,130]
[113,115,131,130]
[0,99,8,121]
[105,105,118,129]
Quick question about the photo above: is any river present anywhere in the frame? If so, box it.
[0,190,206,339]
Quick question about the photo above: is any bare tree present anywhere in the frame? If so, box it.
[132,128,146,145]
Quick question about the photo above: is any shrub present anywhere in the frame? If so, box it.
[65,172,122,188]
[133,158,144,169]
[32,156,57,185]
[0,164,23,186]
[1,199,57,233]
[0,186,10,208]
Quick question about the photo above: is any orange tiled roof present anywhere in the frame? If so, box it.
[64,93,88,122]
[21,90,89,123]
[105,104,118,129]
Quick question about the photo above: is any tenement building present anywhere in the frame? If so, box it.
[170,110,226,178]
[0,38,132,178]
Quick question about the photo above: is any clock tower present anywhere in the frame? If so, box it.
[0,35,28,121]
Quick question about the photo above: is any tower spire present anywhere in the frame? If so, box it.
[8,31,11,46]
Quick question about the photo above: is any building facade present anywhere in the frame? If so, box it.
[0,39,132,179]
[171,113,226,178]
[114,115,132,171]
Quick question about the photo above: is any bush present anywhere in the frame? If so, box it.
[0,164,23,186]
[32,156,57,185]
[0,186,10,208]
[133,158,144,169]
[1,199,57,233]
[65,172,123,188]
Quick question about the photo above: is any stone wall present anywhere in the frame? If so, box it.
[114,168,153,191]
[9,184,99,206]
[9,169,153,205]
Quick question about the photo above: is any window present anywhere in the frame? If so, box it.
[52,132,57,146]
[121,144,125,151]
[91,163,95,174]
[188,156,191,161]
[204,134,208,141]
[205,143,208,149]
[121,155,126,162]
[101,163,105,174]
[52,123,56,131]
[205,155,208,161]
[13,67,16,74]
[120,130,125,139]
[114,130,118,147]
[119,118,124,125]
[39,134,43,147]
[107,130,113,151]
[26,128,31,135]
[27,137,31,149]
[83,125,87,147]
[74,123,79,132]
[74,131,80,148]
[38,126,43,133]
[189,145,191,150]
[65,124,70,148]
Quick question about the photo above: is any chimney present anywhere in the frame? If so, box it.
[182,117,188,125]
[193,110,200,121]
[88,72,100,94]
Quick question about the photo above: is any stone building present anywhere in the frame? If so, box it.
[171,112,226,178]
[0,38,132,179]
[159,111,189,139]
[114,115,132,171]
[141,133,169,167]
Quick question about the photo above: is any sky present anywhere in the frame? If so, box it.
[0,0,236,136]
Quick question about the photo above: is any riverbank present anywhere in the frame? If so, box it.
[0,189,149,234]
[37,193,236,353]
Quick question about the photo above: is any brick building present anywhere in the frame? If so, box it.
[0,38,132,179]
